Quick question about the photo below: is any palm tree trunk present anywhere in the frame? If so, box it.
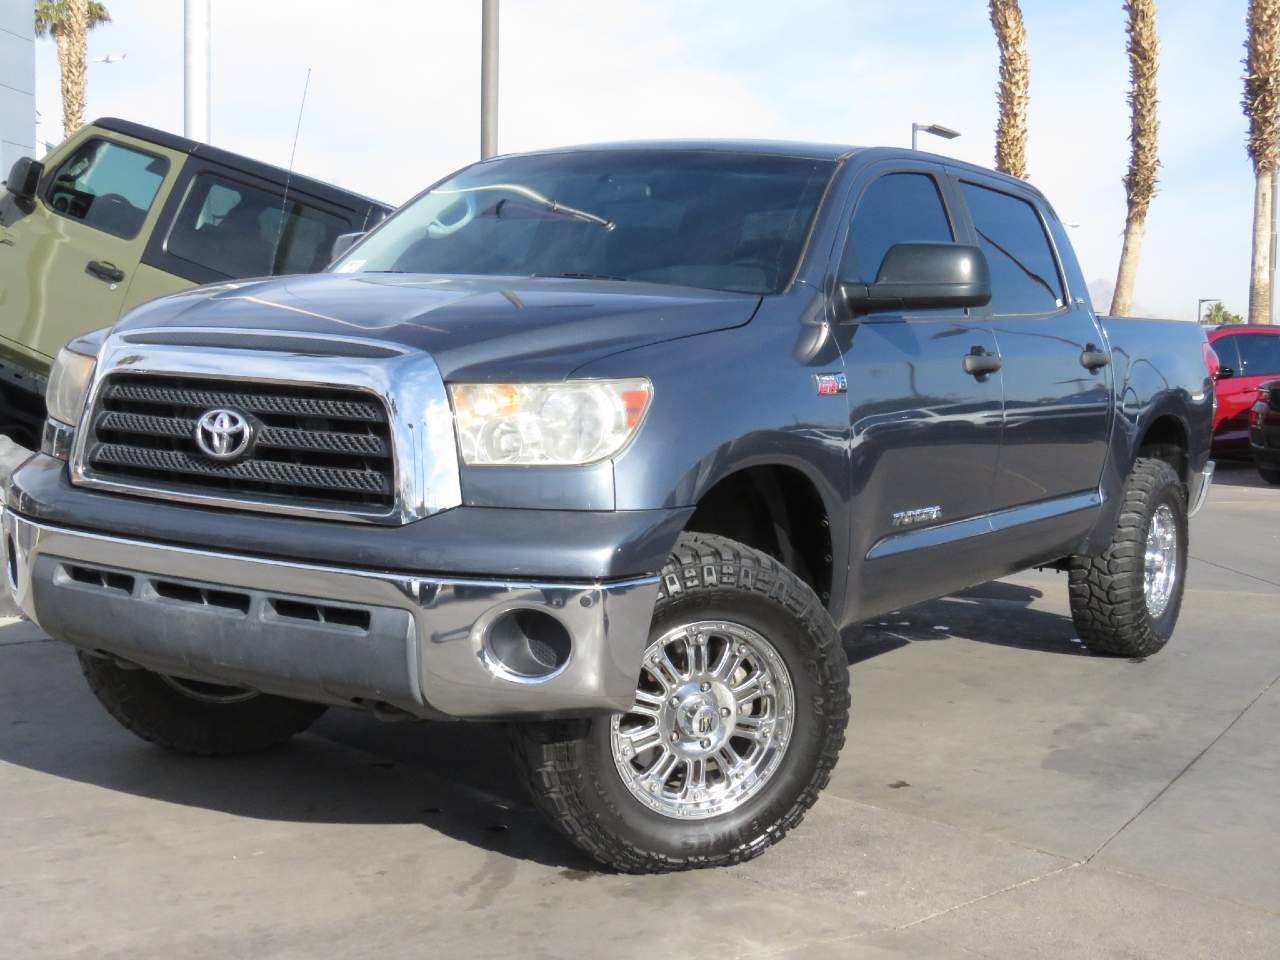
[989,0,1029,180]
[1250,171,1273,324]
[1110,0,1159,318]
[1244,0,1280,325]
[59,0,90,137]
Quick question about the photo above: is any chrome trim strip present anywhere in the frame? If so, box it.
[69,329,463,525]
[1188,461,1214,518]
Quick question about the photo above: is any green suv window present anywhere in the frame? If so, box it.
[45,138,169,240]
[166,173,347,279]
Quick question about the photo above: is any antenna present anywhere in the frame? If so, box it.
[273,67,312,271]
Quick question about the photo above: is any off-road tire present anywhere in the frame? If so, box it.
[79,652,327,756]
[511,532,850,873]
[1258,465,1280,485]
[1068,458,1188,657]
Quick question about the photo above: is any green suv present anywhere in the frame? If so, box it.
[0,117,389,445]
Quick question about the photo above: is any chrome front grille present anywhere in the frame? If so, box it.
[83,373,395,512]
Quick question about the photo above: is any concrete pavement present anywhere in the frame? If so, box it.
[2,461,1278,959]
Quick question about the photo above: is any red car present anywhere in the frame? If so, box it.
[1207,326,1280,456]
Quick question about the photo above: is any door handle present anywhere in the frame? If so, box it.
[1080,343,1111,370]
[963,346,1002,378]
[86,260,125,284]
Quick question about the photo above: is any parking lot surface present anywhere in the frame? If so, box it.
[3,462,1278,959]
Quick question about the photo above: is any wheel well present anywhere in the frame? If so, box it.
[1138,416,1189,482]
[685,466,833,606]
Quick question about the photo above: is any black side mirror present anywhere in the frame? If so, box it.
[330,231,365,263]
[842,242,991,315]
[1217,366,1235,380]
[4,157,44,206]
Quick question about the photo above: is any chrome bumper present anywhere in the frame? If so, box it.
[1188,460,1215,517]
[2,512,659,720]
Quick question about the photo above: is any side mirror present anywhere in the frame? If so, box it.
[842,242,991,315]
[4,157,44,205]
[1217,366,1235,380]
[330,231,365,263]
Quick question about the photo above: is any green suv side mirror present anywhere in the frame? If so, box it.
[5,157,44,206]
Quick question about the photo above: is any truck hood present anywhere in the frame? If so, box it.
[113,273,761,380]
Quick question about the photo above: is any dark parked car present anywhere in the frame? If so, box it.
[1250,378,1280,483]
[3,142,1214,873]
[1207,325,1280,457]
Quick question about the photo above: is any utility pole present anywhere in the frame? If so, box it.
[184,0,210,142]
[480,0,498,159]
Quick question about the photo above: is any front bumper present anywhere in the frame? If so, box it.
[2,511,659,720]
[1188,460,1215,517]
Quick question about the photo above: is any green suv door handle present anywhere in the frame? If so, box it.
[86,260,126,284]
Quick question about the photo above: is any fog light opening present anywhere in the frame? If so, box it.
[484,609,572,682]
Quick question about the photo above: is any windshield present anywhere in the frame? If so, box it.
[334,150,835,295]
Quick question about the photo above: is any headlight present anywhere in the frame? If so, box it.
[45,347,97,427]
[450,379,652,466]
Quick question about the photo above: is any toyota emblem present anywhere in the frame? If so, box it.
[194,408,254,462]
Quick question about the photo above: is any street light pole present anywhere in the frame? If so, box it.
[184,0,210,142]
[480,0,499,159]
[911,122,961,152]
[1197,298,1222,324]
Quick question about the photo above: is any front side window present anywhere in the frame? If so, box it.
[960,182,1064,315]
[166,173,349,278]
[1236,332,1280,377]
[334,151,836,295]
[840,172,953,281]
[45,138,169,239]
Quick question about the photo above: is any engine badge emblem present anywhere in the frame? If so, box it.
[194,408,254,462]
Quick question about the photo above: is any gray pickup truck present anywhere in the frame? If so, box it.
[2,142,1215,873]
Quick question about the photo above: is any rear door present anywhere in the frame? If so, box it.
[0,132,179,370]
[123,161,365,313]
[954,176,1112,560]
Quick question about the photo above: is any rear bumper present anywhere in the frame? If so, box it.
[2,511,659,720]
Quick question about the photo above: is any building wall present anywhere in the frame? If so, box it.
[0,0,36,175]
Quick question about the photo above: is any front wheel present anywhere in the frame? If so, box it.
[1068,457,1188,657]
[1258,465,1280,485]
[512,533,850,873]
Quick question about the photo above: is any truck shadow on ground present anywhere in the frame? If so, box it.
[0,575,1085,874]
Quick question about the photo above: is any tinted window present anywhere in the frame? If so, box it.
[45,138,168,239]
[1210,336,1242,374]
[960,182,1064,315]
[1236,332,1280,377]
[840,173,953,280]
[337,151,835,295]
[166,174,349,279]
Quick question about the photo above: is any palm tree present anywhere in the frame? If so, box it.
[33,0,112,139]
[989,0,1029,179]
[1111,0,1160,317]
[1244,0,1280,325]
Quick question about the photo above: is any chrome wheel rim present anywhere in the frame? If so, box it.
[1144,504,1179,618]
[610,620,795,820]
[160,675,258,704]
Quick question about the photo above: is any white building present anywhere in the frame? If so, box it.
[1,0,36,175]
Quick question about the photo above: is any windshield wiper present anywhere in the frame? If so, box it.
[435,184,615,231]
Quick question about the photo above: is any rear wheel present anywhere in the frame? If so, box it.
[1068,458,1188,657]
[1258,465,1280,485]
[512,533,850,873]
[79,653,327,756]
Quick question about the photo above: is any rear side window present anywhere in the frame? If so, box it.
[1210,336,1242,375]
[960,182,1064,315]
[841,173,953,281]
[166,173,348,279]
[45,138,169,239]
[1236,332,1280,377]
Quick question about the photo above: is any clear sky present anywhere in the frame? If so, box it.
[34,0,1254,322]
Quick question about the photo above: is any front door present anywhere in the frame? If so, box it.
[833,166,1006,617]
[955,177,1112,562]
[0,134,174,372]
